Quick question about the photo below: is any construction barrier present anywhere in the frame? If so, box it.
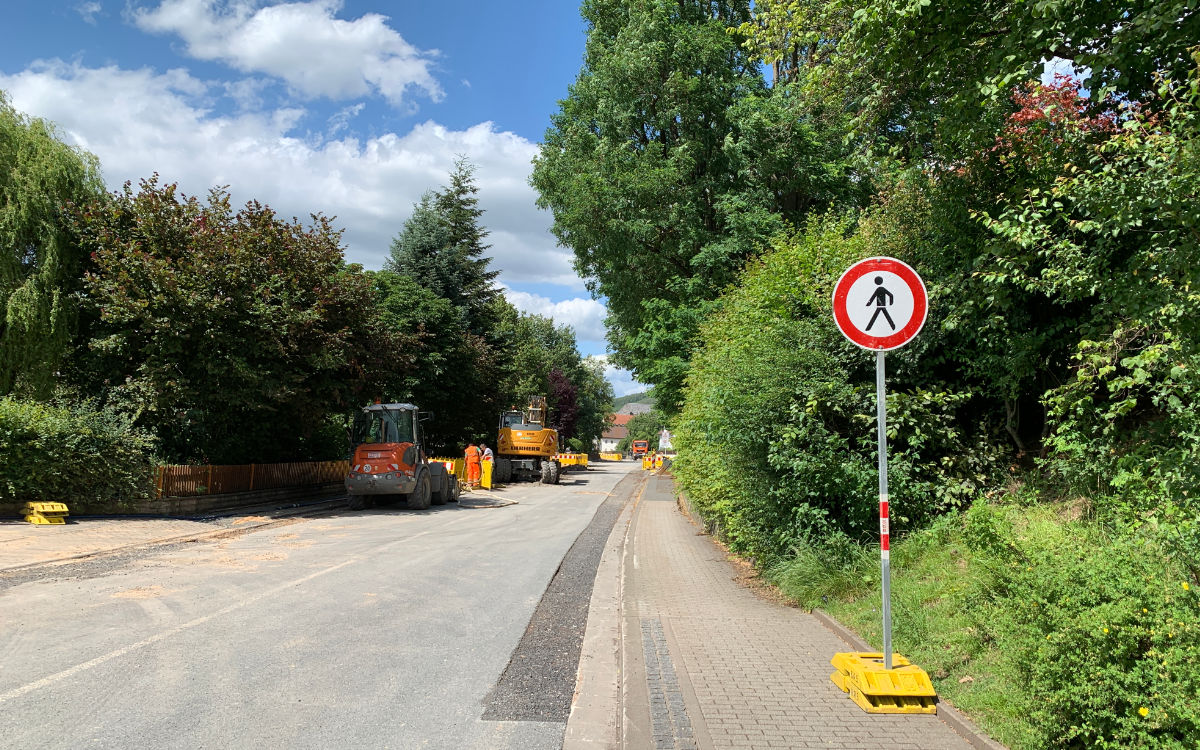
[554,453,588,470]
[642,455,654,470]
[24,501,69,525]
[155,460,349,498]
[598,452,624,461]
[481,460,493,489]
[432,457,467,485]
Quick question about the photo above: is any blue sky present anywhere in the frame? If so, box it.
[0,1,646,396]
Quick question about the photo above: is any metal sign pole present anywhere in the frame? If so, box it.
[876,349,892,670]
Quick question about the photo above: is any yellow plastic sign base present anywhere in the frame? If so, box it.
[830,652,938,714]
[23,502,69,525]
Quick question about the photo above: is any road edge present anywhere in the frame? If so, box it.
[563,470,645,749]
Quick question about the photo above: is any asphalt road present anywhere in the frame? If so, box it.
[0,462,640,749]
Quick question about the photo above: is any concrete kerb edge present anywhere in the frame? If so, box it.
[0,497,349,574]
[563,471,646,750]
[811,608,1008,750]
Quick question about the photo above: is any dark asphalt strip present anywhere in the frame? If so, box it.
[482,471,644,723]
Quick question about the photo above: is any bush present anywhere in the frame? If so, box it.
[966,504,1200,748]
[0,397,156,509]
[673,214,1006,562]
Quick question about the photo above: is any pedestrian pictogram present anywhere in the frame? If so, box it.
[865,277,895,331]
[832,258,927,351]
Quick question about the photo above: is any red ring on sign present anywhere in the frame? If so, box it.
[832,257,927,351]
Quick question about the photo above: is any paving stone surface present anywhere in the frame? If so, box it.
[627,474,975,750]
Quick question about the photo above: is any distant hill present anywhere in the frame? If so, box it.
[613,390,654,411]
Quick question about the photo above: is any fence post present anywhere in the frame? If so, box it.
[249,464,255,491]
[207,465,213,495]
[155,466,164,499]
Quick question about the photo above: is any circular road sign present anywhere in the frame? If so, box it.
[832,257,927,351]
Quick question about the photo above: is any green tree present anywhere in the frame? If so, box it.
[532,0,762,414]
[386,159,500,336]
[534,0,866,413]
[574,357,615,452]
[747,0,1200,155]
[0,93,104,397]
[74,177,402,464]
[370,269,495,452]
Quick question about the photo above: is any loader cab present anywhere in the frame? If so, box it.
[352,403,419,449]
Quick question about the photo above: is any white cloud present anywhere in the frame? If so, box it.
[76,2,103,24]
[132,0,443,108]
[503,289,607,345]
[587,356,645,398]
[326,102,364,136]
[0,60,576,286]
[1041,57,1091,86]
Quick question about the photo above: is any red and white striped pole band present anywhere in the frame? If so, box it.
[880,496,890,558]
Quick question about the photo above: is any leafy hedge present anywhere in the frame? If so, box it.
[672,216,1003,563]
[0,397,156,509]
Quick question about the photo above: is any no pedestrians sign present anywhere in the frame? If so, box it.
[832,257,927,351]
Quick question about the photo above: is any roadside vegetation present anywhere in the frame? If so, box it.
[535,1,1200,746]
[0,98,612,505]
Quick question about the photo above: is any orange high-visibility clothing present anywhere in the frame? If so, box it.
[465,445,481,484]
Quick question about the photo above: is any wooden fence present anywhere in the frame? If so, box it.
[155,460,349,499]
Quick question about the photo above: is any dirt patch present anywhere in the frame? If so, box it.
[112,585,170,599]
[232,515,271,525]
[274,533,299,541]
[251,551,288,561]
[725,553,796,607]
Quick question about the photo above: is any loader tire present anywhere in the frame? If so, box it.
[406,470,432,510]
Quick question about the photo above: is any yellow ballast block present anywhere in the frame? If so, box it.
[23,502,69,524]
[23,501,69,515]
[25,514,66,524]
[830,652,938,714]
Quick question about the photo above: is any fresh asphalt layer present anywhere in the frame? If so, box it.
[484,471,640,722]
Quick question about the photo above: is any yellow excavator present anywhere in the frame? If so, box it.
[494,396,560,484]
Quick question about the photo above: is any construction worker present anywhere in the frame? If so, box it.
[465,442,482,488]
[480,443,494,463]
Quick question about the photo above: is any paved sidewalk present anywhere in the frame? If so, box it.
[614,473,985,750]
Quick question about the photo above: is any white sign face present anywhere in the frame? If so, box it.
[842,270,917,339]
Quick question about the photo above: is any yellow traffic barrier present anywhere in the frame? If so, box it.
[598,452,624,461]
[481,460,494,489]
[642,455,654,470]
[24,501,69,525]
[555,453,589,469]
[432,457,467,490]
[830,652,937,714]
